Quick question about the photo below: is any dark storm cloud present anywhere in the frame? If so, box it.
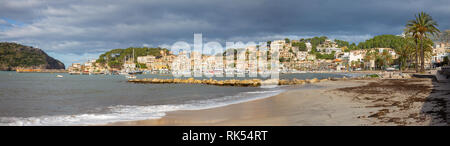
[0,0,449,66]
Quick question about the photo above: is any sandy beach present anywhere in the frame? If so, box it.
[106,78,449,126]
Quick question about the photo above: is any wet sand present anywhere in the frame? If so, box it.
[106,78,449,126]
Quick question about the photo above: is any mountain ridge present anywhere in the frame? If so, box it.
[0,42,65,71]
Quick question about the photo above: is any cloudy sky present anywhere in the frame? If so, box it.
[0,0,449,67]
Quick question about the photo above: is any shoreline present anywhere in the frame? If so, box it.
[105,78,449,126]
[103,79,368,126]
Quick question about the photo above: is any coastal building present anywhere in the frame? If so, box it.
[137,55,156,64]
[323,39,339,48]
[246,46,258,73]
[305,42,312,52]
[432,42,449,63]
[377,48,397,59]
[324,47,342,54]
[348,50,366,64]
[172,51,191,73]
[82,59,97,73]
[123,60,136,72]
[296,51,309,61]
[68,63,81,73]
[137,55,156,70]
[306,54,316,61]
[272,40,291,60]
[335,52,349,60]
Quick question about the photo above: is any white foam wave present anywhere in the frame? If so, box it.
[0,89,285,126]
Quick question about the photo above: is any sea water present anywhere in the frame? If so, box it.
[0,71,356,126]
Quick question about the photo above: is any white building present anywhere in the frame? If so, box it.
[432,42,449,63]
[349,50,366,63]
[296,51,309,61]
[324,47,341,54]
[305,42,312,52]
[137,55,156,64]
[335,52,350,60]
[270,40,285,51]
[377,48,396,58]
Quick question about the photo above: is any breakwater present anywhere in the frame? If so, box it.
[127,77,337,87]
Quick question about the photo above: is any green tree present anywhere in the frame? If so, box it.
[364,49,378,70]
[279,57,286,62]
[443,56,449,65]
[395,37,415,71]
[379,49,393,69]
[96,47,169,69]
[284,38,290,43]
[292,42,307,51]
[405,12,440,72]
[357,35,404,50]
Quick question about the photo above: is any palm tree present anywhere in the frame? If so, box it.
[405,12,440,73]
[421,37,435,63]
[364,49,377,70]
[396,37,415,71]
[378,49,393,70]
[404,26,419,72]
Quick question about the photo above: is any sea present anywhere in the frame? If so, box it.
[0,71,363,126]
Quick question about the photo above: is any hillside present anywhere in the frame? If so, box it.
[0,42,65,71]
[96,47,169,68]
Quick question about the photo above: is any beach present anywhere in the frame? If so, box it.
[107,78,449,126]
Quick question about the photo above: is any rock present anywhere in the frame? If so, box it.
[194,80,202,84]
[261,79,278,85]
[187,78,195,83]
[309,78,319,83]
[252,79,261,86]
[401,73,411,79]
[173,78,181,83]
[292,78,305,84]
[304,79,310,83]
[222,80,231,85]
[217,80,224,86]
[278,79,289,85]
[238,80,250,86]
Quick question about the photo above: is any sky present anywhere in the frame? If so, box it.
[0,0,449,67]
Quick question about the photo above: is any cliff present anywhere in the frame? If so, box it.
[0,42,65,71]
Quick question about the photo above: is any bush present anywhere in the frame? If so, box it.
[366,74,379,78]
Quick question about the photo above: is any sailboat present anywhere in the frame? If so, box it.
[119,56,127,75]
[128,49,143,75]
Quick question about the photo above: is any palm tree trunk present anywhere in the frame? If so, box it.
[420,37,425,73]
[415,40,419,73]
[400,58,403,72]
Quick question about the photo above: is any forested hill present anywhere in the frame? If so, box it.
[0,42,65,71]
[96,47,169,68]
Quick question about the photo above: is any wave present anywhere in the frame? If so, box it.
[0,89,285,126]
